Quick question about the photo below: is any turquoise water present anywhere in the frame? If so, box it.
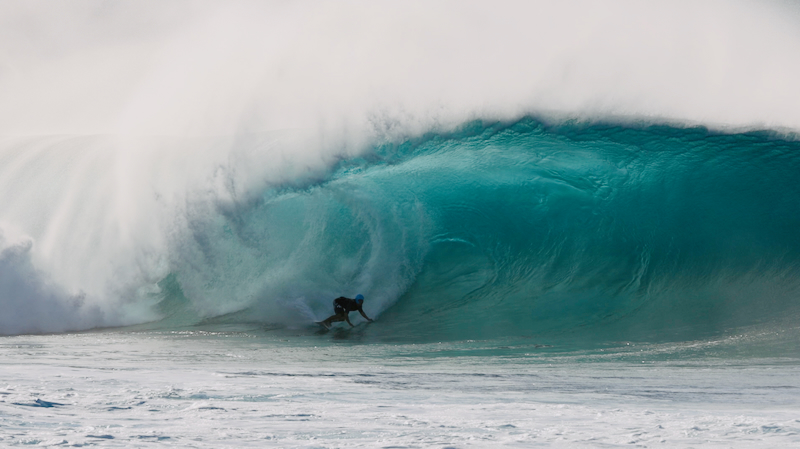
[1,118,798,353]
[151,119,800,350]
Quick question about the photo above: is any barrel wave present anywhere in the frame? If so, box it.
[4,1,800,346]
[145,119,800,344]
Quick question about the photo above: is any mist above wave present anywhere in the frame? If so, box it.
[1,0,800,140]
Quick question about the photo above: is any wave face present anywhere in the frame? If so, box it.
[1,119,800,341]
[152,119,800,343]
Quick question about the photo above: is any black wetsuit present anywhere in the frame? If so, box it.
[333,297,361,315]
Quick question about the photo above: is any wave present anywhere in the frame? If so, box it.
[155,119,800,343]
[3,1,800,341]
[2,119,800,341]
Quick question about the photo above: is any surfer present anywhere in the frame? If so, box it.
[319,294,373,329]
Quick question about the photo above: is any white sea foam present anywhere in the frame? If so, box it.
[0,331,798,447]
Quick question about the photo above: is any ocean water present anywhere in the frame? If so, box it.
[2,1,800,447]
[1,328,800,447]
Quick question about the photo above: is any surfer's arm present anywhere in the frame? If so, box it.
[345,314,354,327]
[359,309,373,322]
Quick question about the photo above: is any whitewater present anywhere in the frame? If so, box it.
[2,0,800,447]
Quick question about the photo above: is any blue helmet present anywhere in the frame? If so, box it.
[355,294,364,304]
